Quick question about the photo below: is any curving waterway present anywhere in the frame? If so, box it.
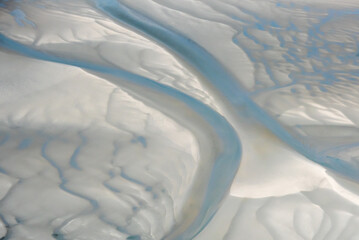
[1,0,359,239]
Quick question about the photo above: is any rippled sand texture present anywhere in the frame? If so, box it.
[1,0,359,239]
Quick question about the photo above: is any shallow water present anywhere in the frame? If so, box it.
[1,0,359,239]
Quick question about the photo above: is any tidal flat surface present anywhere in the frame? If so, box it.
[1,0,359,239]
